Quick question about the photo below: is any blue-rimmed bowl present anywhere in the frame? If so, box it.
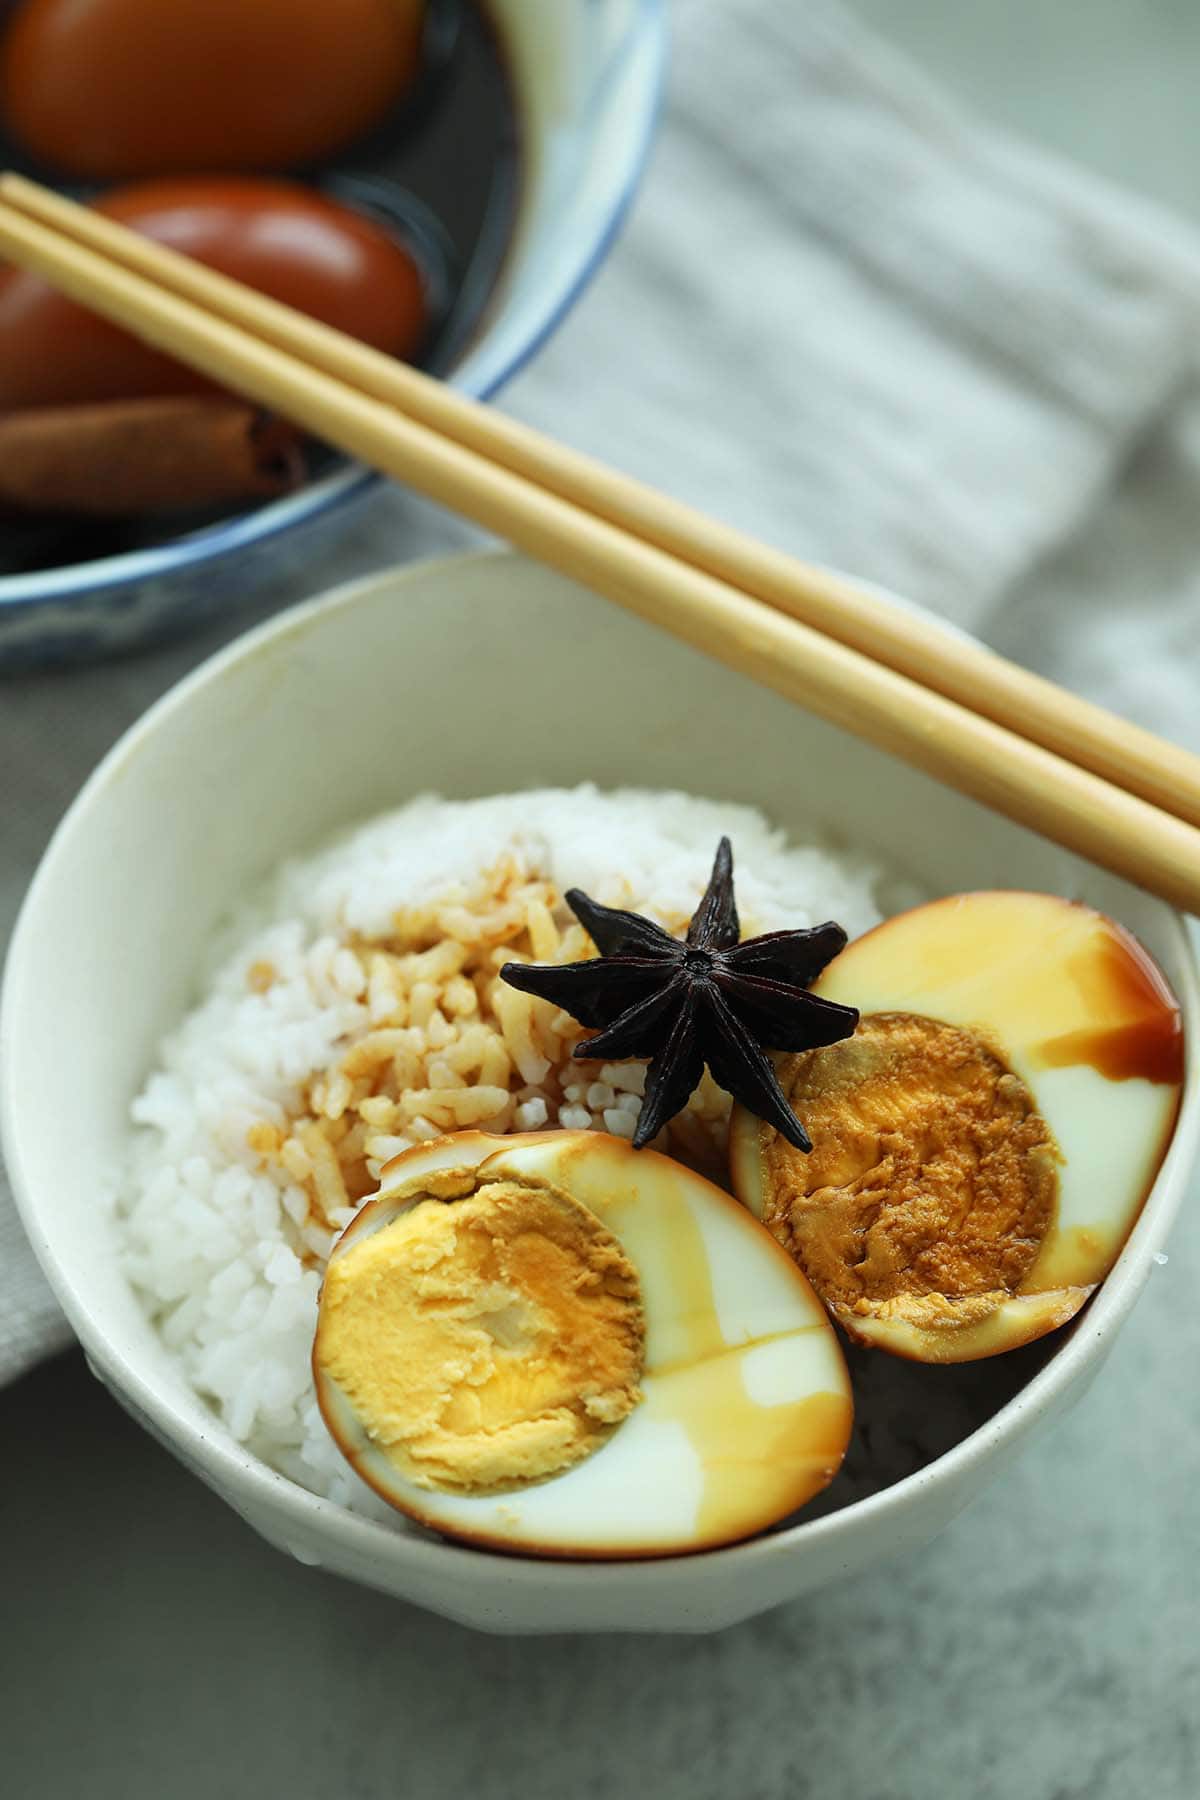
[0,0,666,670]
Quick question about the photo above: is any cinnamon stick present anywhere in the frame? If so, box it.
[0,395,307,515]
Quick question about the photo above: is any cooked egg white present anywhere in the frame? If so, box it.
[314,1129,852,1558]
[730,892,1184,1363]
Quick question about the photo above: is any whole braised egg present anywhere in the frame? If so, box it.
[0,0,425,180]
[0,178,429,410]
[730,891,1184,1363]
[313,1130,853,1558]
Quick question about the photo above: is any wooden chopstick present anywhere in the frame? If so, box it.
[7,170,1198,833]
[3,181,1200,915]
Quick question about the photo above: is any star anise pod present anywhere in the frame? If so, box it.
[499,838,858,1151]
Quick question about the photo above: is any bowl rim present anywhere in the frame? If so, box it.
[5,546,1199,1593]
[0,0,668,616]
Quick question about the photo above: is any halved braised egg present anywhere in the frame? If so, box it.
[313,1129,852,1557]
[730,892,1184,1363]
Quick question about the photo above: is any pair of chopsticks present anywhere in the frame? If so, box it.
[4,171,1200,912]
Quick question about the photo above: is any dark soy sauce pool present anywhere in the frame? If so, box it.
[796,1326,1064,1527]
[0,0,520,577]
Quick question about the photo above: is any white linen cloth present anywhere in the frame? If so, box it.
[4,0,1200,1383]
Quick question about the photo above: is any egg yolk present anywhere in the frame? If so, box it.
[760,1013,1060,1333]
[315,1179,645,1495]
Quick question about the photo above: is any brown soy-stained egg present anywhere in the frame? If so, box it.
[313,1130,853,1558]
[0,0,425,180]
[0,179,429,411]
[730,892,1185,1364]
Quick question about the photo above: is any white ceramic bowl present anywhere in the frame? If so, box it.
[4,550,1198,1634]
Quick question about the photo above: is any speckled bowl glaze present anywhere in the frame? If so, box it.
[4,551,1198,1633]
[0,0,665,670]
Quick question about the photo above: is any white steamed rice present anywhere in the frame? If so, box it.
[115,787,908,1512]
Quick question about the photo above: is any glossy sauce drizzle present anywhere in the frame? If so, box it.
[1034,915,1185,1086]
